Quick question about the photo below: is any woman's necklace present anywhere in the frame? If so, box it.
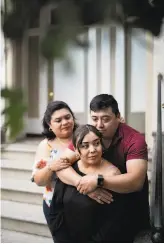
[56,137,71,147]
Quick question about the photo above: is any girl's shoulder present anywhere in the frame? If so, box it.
[102,159,121,175]
[102,159,118,170]
[102,159,113,167]
[72,160,85,176]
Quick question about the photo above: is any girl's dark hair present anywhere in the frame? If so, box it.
[42,101,78,140]
[72,124,103,153]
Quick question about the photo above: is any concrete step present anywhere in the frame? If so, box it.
[1,229,53,243]
[1,143,37,161]
[1,158,33,171]
[1,158,34,183]
[1,200,52,238]
[1,178,43,205]
[1,167,32,181]
[1,188,43,205]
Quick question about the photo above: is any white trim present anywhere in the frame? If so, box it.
[100,27,111,94]
[23,5,51,134]
[115,26,125,118]
[87,28,97,123]
[110,26,116,95]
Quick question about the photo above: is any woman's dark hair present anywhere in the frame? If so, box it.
[90,94,120,116]
[72,124,103,153]
[42,101,78,140]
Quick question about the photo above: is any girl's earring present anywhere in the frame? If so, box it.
[49,127,52,131]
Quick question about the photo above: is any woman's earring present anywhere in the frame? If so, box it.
[75,153,80,160]
[49,127,52,131]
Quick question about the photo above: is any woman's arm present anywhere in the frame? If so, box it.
[32,140,70,186]
[33,163,54,186]
[56,148,81,186]
[56,166,82,186]
[32,141,79,186]
[32,140,53,186]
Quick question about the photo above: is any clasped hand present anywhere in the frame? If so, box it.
[50,158,71,171]
[76,175,113,204]
[77,174,97,194]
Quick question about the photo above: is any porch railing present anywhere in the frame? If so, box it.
[150,73,164,242]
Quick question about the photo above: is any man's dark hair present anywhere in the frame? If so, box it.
[90,94,120,116]
[42,101,78,140]
[72,124,103,153]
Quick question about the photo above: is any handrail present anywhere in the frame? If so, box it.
[151,73,163,242]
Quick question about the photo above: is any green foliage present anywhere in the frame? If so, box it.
[2,0,164,42]
[41,28,68,60]
[2,0,48,40]
[1,0,164,140]
[1,88,27,140]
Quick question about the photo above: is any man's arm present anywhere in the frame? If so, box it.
[103,159,147,193]
[77,136,148,194]
[105,134,148,193]
[77,159,147,194]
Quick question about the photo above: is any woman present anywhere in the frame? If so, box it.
[31,101,79,238]
[49,124,126,243]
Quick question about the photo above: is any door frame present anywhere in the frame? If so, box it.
[21,6,52,134]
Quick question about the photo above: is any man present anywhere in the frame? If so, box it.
[56,94,150,242]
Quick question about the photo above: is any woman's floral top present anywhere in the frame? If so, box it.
[32,139,64,207]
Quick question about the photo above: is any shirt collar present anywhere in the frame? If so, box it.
[110,123,123,146]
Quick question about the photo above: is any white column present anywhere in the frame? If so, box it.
[100,27,111,94]
[115,26,125,118]
[0,29,6,127]
[5,41,14,89]
[87,28,97,123]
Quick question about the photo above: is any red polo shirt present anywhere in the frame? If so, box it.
[103,122,148,173]
[102,123,150,237]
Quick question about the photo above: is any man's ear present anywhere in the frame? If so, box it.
[116,113,120,119]
[117,113,125,123]
[120,117,125,123]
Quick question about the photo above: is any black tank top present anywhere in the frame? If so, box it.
[49,162,149,242]
[56,162,125,242]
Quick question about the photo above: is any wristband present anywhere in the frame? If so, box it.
[97,174,104,187]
